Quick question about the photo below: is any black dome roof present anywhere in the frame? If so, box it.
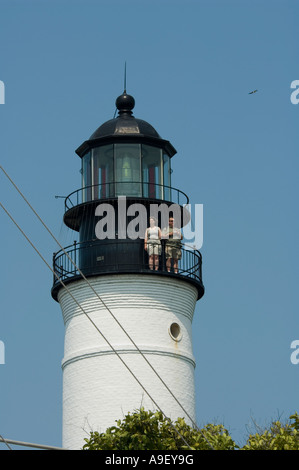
[89,92,161,139]
[75,92,176,158]
[89,116,161,139]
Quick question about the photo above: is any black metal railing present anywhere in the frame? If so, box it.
[64,182,189,211]
[52,239,203,298]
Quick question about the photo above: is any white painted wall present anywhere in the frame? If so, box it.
[58,274,198,450]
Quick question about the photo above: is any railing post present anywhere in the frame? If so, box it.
[52,252,56,284]
[74,240,77,274]
[161,239,166,272]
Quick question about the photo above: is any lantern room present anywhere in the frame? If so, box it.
[76,91,176,203]
[81,143,173,201]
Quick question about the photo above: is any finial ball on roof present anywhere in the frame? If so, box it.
[115,92,135,114]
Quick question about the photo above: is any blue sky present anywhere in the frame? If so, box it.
[0,0,298,449]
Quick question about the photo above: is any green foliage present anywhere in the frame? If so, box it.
[83,408,299,451]
[83,407,235,450]
[242,413,299,450]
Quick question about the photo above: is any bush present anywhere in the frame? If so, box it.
[83,407,235,450]
[83,408,299,451]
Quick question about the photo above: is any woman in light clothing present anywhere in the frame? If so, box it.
[144,217,162,270]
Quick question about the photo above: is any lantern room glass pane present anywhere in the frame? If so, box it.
[163,154,172,201]
[115,143,141,196]
[82,151,92,202]
[142,145,162,199]
[92,145,114,199]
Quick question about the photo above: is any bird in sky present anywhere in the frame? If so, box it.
[249,89,258,94]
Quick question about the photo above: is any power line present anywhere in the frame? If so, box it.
[0,436,66,450]
[0,200,194,451]
[0,165,214,450]
[0,434,13,450]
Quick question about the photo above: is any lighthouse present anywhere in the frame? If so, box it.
[51,91,205,450]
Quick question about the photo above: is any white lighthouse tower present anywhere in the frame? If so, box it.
[51,91,204,450]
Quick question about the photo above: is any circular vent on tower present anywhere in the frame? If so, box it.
[169,322,182,342]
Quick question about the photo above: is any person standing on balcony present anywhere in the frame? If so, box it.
[144,217,162,270]
[161,217,183,273]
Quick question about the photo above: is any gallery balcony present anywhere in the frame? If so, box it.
[51,238,204,301]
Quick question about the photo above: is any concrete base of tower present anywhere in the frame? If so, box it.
[58,274,199,450]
